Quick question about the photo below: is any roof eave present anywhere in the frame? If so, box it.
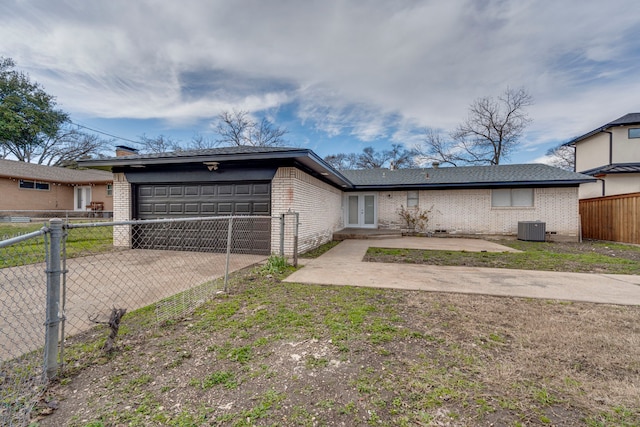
[566,120,640,146]
[79,149,355,189]
[0,173,112,185]
[565,126,608,146]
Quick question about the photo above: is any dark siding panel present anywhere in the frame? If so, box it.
[254,202,270,213]
[133,182,271,254]
[218,185,233,196]
[218,203,232,213]
[139,187,153,197]
[254,183,270,195]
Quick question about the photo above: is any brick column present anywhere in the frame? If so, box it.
[112,173,132,247]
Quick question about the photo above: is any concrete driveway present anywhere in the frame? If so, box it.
[285,238,640,306]
[0,249,266,361]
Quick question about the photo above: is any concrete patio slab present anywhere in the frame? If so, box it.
[285,238,640,306]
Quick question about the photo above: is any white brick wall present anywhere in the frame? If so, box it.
[112,166,581,250]
[377,187,580,240]
[112,173,132,247]
[271,167,343,255]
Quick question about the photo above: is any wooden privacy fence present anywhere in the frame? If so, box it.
[579,192,640,244]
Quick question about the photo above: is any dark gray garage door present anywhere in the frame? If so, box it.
[133,182,271,254]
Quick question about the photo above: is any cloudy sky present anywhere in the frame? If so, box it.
[1,0,639,164]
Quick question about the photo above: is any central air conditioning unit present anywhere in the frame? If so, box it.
[517,221,546,242]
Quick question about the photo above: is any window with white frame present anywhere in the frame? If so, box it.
[407,190,419,207]
[491,188,534,207]
[629,128,640,139]
[107,184,113,196]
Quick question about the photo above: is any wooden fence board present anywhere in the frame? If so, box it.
[579,192,640,244]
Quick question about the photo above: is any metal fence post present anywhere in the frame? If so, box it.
[279,214,285,256]
[293,212,299,267]
[44,218,63,379]
[224,216,234,292]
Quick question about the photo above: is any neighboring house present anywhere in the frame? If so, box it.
[569,112,640,199]
[80,146,593,255]
[0,158,114,212]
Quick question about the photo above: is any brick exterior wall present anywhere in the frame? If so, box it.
[111,168,345,253]
[0,177,74,210]
[92,184,114,211]
[0,177,112,212]
[271,167,343,255]
[110,166,582,250]
[113,173,132,247]
[377,187,580,241]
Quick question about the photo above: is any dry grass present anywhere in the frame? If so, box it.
[35,266,640,426]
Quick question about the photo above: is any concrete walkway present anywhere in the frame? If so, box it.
[285,238,640,306]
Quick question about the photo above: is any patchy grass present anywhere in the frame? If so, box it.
[0,222,114,268]
[365,240,640,274]
[35,264,640,426]
[0,223,47,239]
[299,240,340,258]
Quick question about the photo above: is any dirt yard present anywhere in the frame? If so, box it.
[35,264,640,427]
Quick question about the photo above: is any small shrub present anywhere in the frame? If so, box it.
[262,255,288,274]
[398,204,433,233]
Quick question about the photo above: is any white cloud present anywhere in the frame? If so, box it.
[1,0,639,160]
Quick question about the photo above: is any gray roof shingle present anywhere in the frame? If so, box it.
[607,113,640,126]
[80,146,592,189]
[340,164,593,188]
[580,162,640,175]
[0,159,113,184]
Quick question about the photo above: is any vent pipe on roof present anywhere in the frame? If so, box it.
[115,145,139,157]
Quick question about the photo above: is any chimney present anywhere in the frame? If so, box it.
[115,145,139,157]
[432,161,440,169]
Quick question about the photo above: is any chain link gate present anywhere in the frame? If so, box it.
[0,213,299,426]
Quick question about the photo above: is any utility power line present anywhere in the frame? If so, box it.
[71,121,142,146]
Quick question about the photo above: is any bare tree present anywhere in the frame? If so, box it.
[188,134,217,150]
[214,109,288,147]
[2,123,109,166]
[138,134,182,154]
[385,143,418,170]
[418,87,533,166]
[415,128,460,167]
[325,144,417,170]
[356,146,387,169]
[38,128,111,166]
[324,152,359,170]
[546,144,575,171]
[251,117,288,147]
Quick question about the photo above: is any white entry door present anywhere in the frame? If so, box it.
[346,194,377,228]
[75,186,92,211]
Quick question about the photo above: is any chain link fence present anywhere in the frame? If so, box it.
[0,210,114,225]
[0,213,298,426]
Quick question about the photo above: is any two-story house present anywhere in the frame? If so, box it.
[570,113,640,199]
